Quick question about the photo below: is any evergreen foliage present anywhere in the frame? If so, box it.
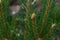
[0,0,60,40]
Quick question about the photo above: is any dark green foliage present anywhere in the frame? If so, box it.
[0,0,60,40]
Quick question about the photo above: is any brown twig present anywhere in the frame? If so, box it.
[0,2,8,40]
[40,0,53,37]
[24,0,31,40]
[43,23,56,40]
[31,13,38,40]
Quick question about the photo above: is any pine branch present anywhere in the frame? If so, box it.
[40,0,53,37]
[43,23,56,40]
[31,13,38,40]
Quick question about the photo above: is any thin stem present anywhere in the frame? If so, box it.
[43,23,56,40]
[40,0,52,36]
[0,2,8,40]
[31,13,38,40]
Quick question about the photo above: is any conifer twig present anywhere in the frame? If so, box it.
[24,0,31,40]
[43,23,56,40]
[40,0,53,37]
[0,1,8,40]
[31,13,38,40]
